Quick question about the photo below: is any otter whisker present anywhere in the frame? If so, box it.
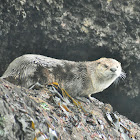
[114,70,126,86]
[120,71,126,80]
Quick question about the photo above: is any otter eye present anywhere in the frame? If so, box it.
[97,62,100,65]
[104,64,108,68]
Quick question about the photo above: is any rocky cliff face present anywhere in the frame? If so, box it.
[0,0,140,122]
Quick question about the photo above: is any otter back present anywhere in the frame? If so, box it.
[1,54,94,97]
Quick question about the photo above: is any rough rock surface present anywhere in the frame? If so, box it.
[0,78,140,140]
[0,0,140,122]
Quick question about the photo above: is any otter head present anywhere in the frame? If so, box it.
[94,58,125,92]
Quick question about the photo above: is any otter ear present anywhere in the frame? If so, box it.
[96,57,106,63]
[96,58,102,65]
[96,59,101,64]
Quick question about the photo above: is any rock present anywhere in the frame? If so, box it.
[0,78,140,140]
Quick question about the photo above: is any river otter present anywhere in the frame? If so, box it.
[1,54,125,98]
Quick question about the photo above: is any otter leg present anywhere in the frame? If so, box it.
[88,94,96,102]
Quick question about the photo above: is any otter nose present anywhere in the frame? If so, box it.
[110,68,117,72]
